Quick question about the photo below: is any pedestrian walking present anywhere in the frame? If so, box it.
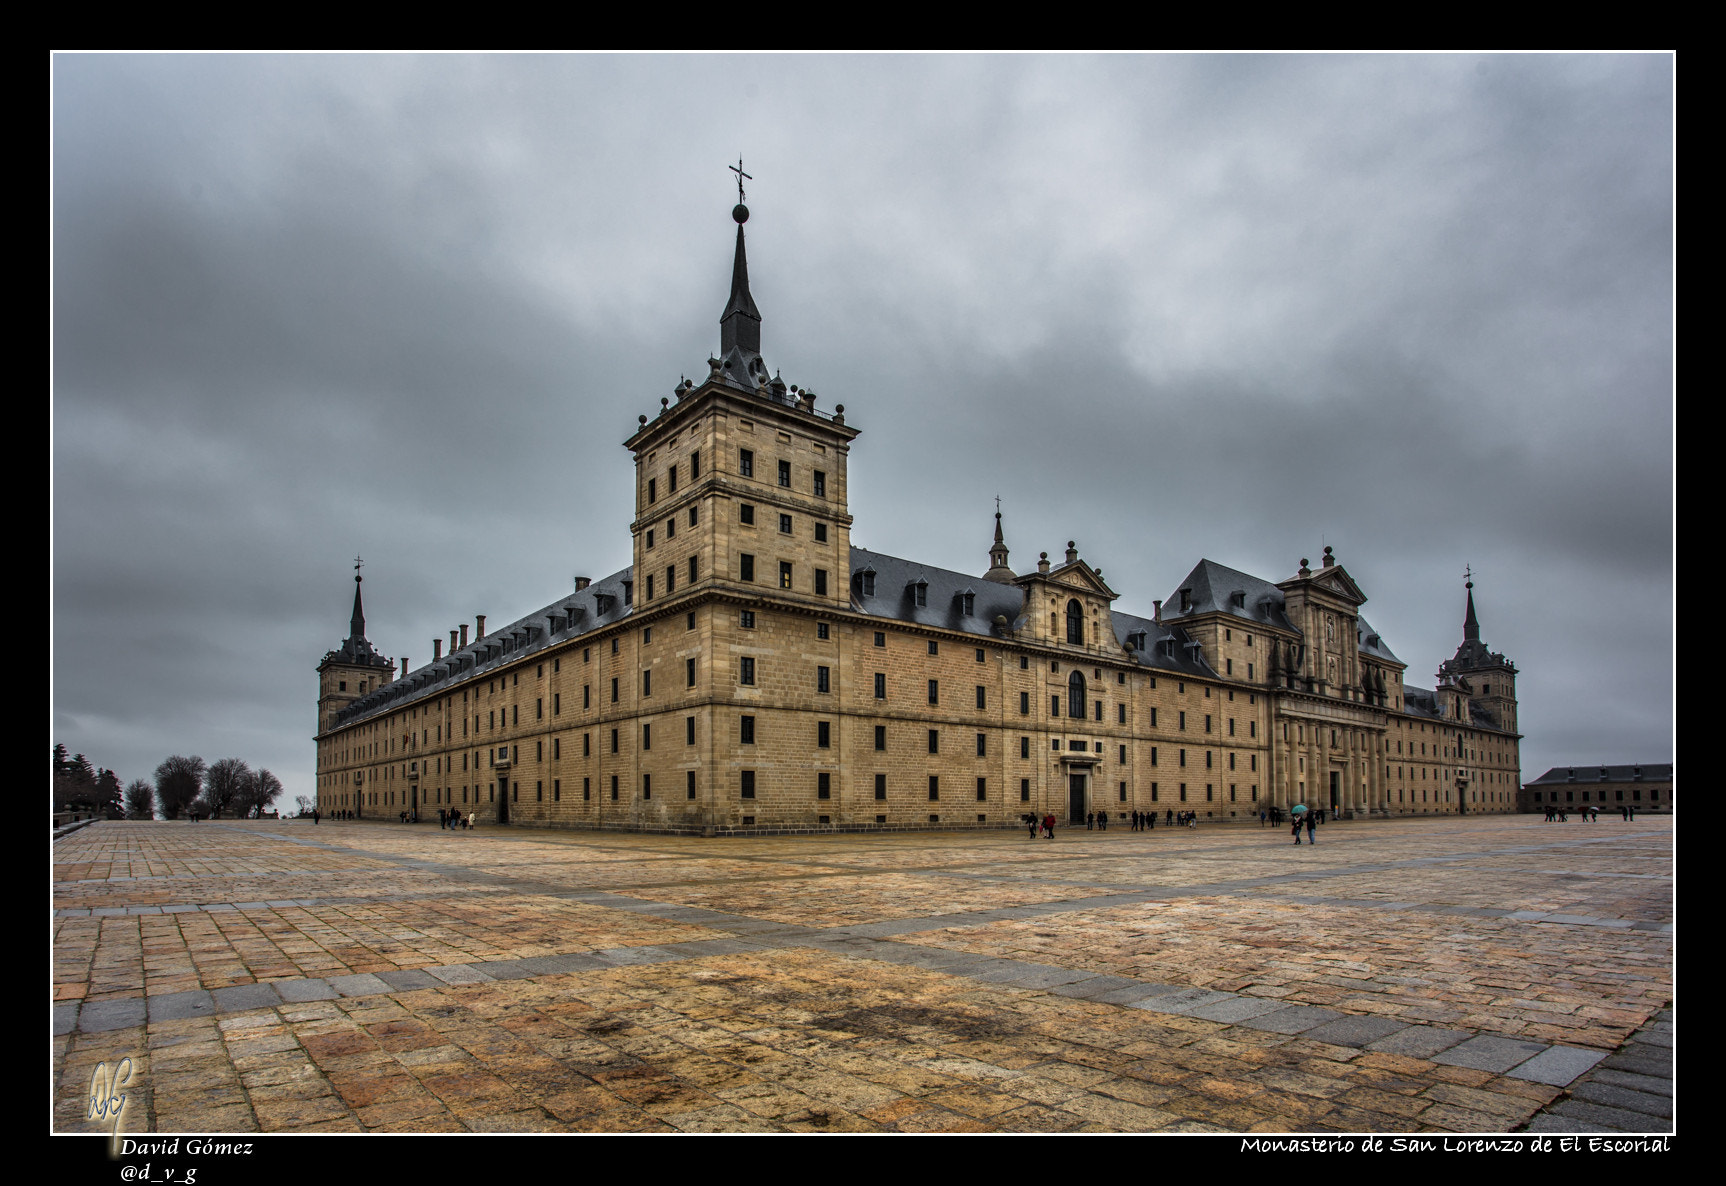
[1045,813,1056,839]
[1306,813,1317,844]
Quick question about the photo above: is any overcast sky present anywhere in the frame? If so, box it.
[52,54,1673,802]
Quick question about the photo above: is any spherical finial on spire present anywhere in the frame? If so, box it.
[733,203,749,225]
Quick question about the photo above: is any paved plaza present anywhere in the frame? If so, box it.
[53,814,1674,1134]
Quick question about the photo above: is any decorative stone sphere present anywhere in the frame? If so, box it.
[733,204,749,224]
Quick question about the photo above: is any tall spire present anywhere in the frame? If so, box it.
[719,213,761,358]
[349,556,367,642]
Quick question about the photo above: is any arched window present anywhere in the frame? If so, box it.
[1066,599,1084,645]
[1068,670,1086,718]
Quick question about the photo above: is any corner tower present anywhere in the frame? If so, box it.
[1438,575,1519,733]
[624,191,859,614]
[317,561,393,734]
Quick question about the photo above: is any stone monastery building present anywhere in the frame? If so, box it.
[315,200,1524,833]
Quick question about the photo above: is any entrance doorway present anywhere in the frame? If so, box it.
[497,779,510,824]
[1068,773,1087,824]
[1329,771,1339,814]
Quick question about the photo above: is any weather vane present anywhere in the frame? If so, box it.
[730,157,752,205]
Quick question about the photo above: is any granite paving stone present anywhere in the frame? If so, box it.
[53,814,1673,1134]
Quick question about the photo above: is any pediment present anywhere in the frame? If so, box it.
[1021,560,1118,600]
[1281,564,1367,607]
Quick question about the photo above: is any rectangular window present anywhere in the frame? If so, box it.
[1094,701,1102,721]
[648,477,657,503]
[875,773,887,800]
[815,569,828,595]
[740,554,755,582]
[814,523,828,543]
[643,773,651,799]
[741,715,755,744]
[686,716,695,744]
[687,657,697,687]
[740,504,754,525]
[975,685,986,710]
[611,775,618,800]
[813,470,826,496]
[584,685,591,709]
[666,565,675,593]
[1179,711,1186,730]
[818,666,831,693]
[928,776,939,801]
[1119,744,1127,764]
[554,692,561,715]
[647,529,656,550]
[611,678,618,703]
[1205,714,1212,733]
[1020,691,1029,715]
[928,730,940,754]
[1118,704,1126,724]
[741,770,755,799]
[741,657,755,685]
[779,561,793,589]
[875,725,887,750]
[1052,695,1060,716]
[976,733,987,757]
[779,513,793,534]
[874,673,886,699]
[817,622,829,639]
[642,723,652,751]
[818,721,831,748]
[1179,749,1187,767]
[928,679,939,705]
[667,466,677,493]
[687,770,696,799]
[536,698,544,720]
[928,640,939,656]
[643,670,652,697]
[741,610,755,628]
[778,459,791,487]
[584,733,591,757]
[874,632,886,647]
[818,772,831,800]
[610,729,618,754]
[691,451,700,479]
[976,777,987,802]
[739,449,754,478]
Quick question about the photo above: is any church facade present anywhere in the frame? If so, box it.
[314,203,1523,833]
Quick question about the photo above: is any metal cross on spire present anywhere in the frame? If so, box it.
[1463,563,1474,585]
[730,157,752,204]
[354,555,364,580]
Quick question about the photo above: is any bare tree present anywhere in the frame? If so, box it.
[124,779,156,820]
[201,758,251,819]
[294,794,313,816]
[154,755,205,820]
[234,768,284,818]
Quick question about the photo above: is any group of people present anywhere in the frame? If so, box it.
[1025,813,1058,839]
[1543,803,1638,822]
[438,808,476,830]
[1290,811,1318,844]
[1084,811,1110,830]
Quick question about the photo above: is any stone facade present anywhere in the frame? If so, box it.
[314,205,1524,832]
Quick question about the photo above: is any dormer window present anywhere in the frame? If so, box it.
[909,579,927,608]
[1179,589,1191,613]
[959,589,975,616]
[1230,590,1245,608]
[858,567,876,597]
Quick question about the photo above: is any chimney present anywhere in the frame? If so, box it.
[460,623,469,648]
[476,614,487,638]
[400,658,409,679]
[574,576,590,592]
[1153,599,1163,625]
[433,639,442,661]
[450,629,459,653]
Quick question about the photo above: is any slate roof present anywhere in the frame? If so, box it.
[330,566,636,731]
[1356,615,1401,663]
[1401,686,1443,719]
[1526,764,1673,786]
[1159,559,1297,632]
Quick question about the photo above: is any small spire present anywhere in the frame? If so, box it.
[984,505,1015,583]
[1463,569,1480,643]
[719,165,761,362]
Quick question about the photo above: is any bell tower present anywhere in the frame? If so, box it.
[317,559,394,735]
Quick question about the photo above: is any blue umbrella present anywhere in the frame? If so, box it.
[1291,803,1308,816]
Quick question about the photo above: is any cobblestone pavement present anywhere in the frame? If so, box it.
[53,815,1674,1134]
